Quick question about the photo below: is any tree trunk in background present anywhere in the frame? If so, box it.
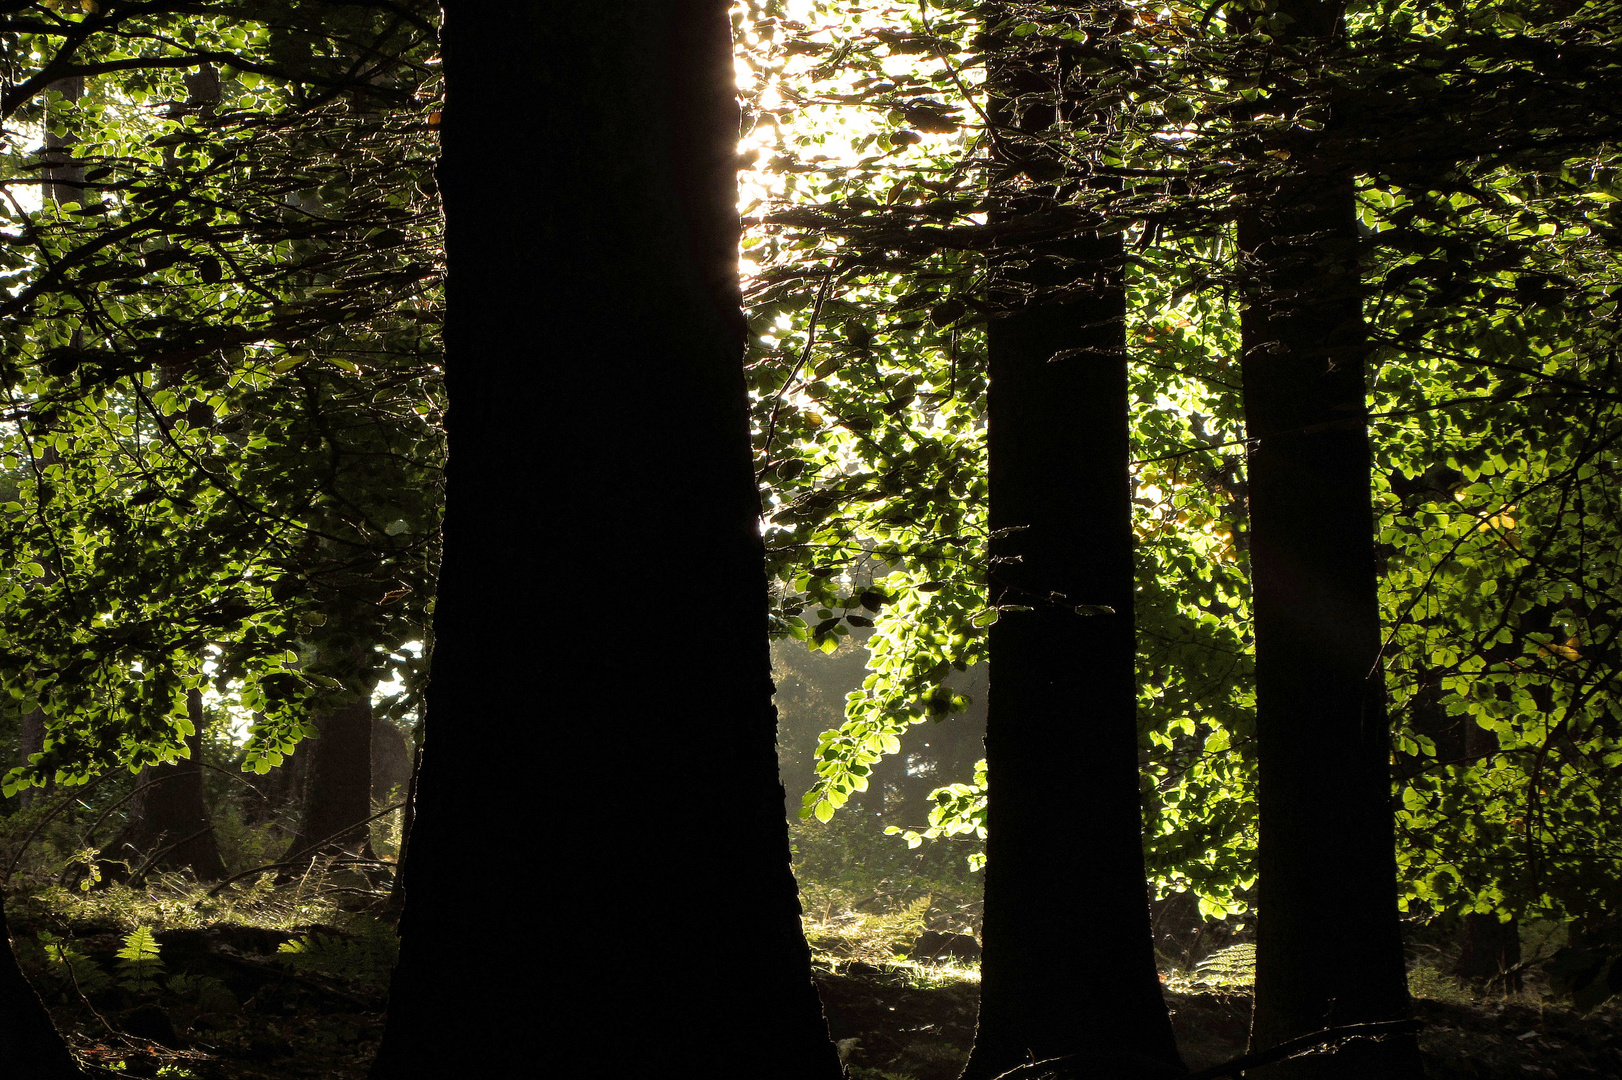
[12,78,81,816]
[1239,4,1421,1076]
[960,25,1180,1079]
[41,75,84,207]
[284,698,375,862]
[242,733,305,827]
[1452,719,1521,990]
[370,717,412,807]
[1456,913,1521,991]
[0,894,83,1077]
[120,690,225,881]
[15,708,48,811]
[371,6,840,1078]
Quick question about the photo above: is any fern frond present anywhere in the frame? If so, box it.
[1193,942,1255,988]
[115,925,165,993]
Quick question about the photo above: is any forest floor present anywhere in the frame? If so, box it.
[10,887,1622,1080]
[823,960,1622,1080]
[820,963,1622,1079]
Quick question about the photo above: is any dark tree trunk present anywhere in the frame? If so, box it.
[0,894,82,1077]
[960,21,1180,1080]
[1452,719,1521,990]
[284,698,375,862]
[15,77,81,817]
[120,690,226,881]
[370,716,412,808]
[963,227,1182,1080]
[15,708,48,811]
[1239,4,1421,1077]
[371,6,840,1078]
[1455,913,1521,991]
[241,735,305,828]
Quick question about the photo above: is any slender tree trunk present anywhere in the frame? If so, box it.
[1455,913,1521,991]
[15,708,48,811]
[41,76,84,208]
[284,697,376,862]
[120,690,226,881]
[14,78,82,814]
[241,730,305,827]
[370,716,412,808]
[960,18,1181,1080]
[371,6,840,1077]
[1239,5,1421,1076]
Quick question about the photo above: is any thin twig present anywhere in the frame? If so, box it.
[758,270,835,477]
[3,771,115,885]
[206,801,405,896]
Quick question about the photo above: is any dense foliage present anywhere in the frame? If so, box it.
[0,0,1616,1017]
[0,0,442,790]
[736,0,1622,932]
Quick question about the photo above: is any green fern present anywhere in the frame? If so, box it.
[276,915,398,987]
[169,972,240,1017]
[1193,942,1256,989]
[115,926,165,994]
[31,930,113,997]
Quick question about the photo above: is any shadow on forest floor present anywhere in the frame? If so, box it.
[8,888,1622,1079]
[818,965,1622,1080]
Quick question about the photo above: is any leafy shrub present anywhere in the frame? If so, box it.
[276,914,398,988]
[1408,960,1474,1004]
[792,813,981,930]
[804,894,933,969]
[24,930,114,997]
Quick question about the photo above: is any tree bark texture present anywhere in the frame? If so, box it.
[0,895,83,1077]
[371,6,841,1078]
[121,689,225,881]
[960,28,1181,1080]
[285,697,375,862]
[963,225,1182,1080]
[1239,4,1421,1075]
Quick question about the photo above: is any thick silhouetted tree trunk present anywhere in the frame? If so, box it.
[0,894,82,1077]
[121,690,225,881]
[960,19,1181,1080]
[370,6,840,1078]
[284,698,375,862]
[1239,4,1421,1077]
[0,73,86,1076]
